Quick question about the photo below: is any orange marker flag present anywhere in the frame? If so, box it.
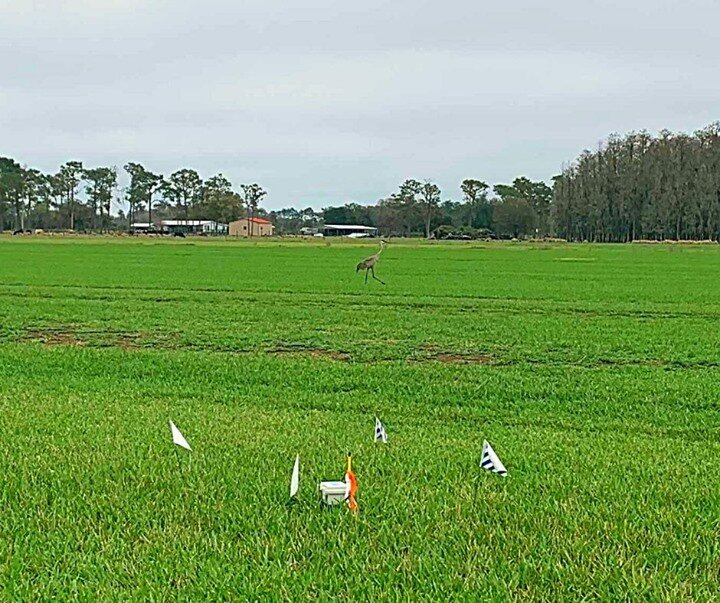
[345,452,358,512]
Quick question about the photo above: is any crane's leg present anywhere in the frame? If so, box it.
[371,267,385,285]
[365,269,369,284]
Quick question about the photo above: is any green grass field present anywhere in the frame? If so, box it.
[0,237,718,600]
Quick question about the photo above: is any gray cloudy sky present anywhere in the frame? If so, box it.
[1,0,719,210]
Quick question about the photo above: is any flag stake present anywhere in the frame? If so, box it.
[174,447,183,475]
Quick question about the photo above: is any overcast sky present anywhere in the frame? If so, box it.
[1,0,719,210]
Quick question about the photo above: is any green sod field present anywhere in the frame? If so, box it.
[0,237,718,600]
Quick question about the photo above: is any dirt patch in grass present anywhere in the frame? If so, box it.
[114,333,144,350]
[412,343,496,365]
[269,344,351,361]
[433,352,494,364]
[16,327,713,369]
[19,326,178,351]
[18,327,354,360]
[23,328,88,347]
[406,347,497,365]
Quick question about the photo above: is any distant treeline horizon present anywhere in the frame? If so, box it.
[0,154,553,238]
[2,122,719,240]
[554,122,720,242]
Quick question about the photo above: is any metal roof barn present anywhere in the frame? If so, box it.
[322,224,378,237]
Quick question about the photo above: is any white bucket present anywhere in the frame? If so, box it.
[319,481,348,505]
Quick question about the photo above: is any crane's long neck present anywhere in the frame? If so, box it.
[376,242,385,256]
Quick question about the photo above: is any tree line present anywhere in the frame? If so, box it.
[554,122,720,241]
[6,122,717,239]
[271,177,552,238]
[277,122,720,240]
[0,155,553,238]
[0,159,267,232]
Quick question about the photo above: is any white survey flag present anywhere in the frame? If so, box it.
[290,454,300,497]
[480,440,507,476]
[374,417,388,443]
[169,421,192,451]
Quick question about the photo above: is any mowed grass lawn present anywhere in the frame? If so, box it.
[0,236,718,600]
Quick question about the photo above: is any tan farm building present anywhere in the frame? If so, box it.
[229,217,274,237]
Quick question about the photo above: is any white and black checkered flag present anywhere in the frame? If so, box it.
[374,417,388,443]
[480,440,507,476]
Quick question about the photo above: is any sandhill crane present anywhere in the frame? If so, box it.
[356,240,386,284]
